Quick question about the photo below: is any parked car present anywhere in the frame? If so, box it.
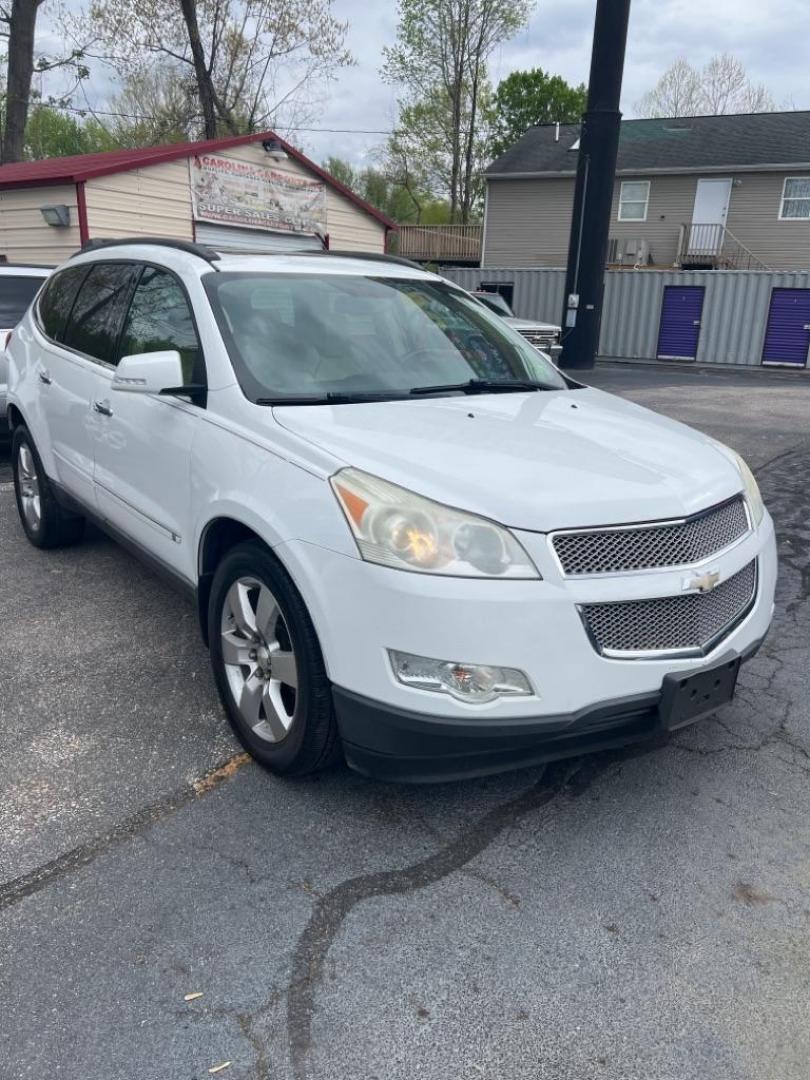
[0,265,51,437]
[472,289,562,357]
[7,240,776,781]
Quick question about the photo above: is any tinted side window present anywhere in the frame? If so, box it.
[37,266,88,341]
[63,263,135,362]
[0,276,46,328]
[119,267,203,384]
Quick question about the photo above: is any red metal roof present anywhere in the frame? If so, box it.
[0,129,396,230]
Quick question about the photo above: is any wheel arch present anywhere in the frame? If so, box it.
[197,516,290,646]
[6,403,25,430]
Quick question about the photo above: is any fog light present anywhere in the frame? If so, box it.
[389,650,532,704]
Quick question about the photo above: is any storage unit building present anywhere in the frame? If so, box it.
[441,265,810,370]
[0,131,395,266]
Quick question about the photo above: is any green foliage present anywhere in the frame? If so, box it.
[107,65,199,147]
[490,68,586,158]
[323,156,453,225]
[22,106,119,159]
[381,0,532,223]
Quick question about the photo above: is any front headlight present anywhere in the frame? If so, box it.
[734,452,765,527]
[330,468,540,578]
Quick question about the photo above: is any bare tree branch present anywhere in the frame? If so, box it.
[636,54,776,118]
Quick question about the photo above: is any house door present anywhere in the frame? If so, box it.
[689,178,732,255]
[657,285,705,361]
[761,288,810,367]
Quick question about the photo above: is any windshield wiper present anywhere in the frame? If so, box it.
[408,378,552,396]
[256,390,412,406]
[255,379,553,405]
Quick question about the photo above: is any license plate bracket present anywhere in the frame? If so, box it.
[659,656,741,730]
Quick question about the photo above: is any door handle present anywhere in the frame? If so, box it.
[93,399,113,417]
[692,320,702,326]
[38,369,52,385]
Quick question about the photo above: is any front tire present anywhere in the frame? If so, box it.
[208,541,340,776]
[12,425,85,548]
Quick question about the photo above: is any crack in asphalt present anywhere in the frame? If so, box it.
[2,444,807,1078]
[0,754,251,913]
[284,750,650,1080]
[282,448,810,1080]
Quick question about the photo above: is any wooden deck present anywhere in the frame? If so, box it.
[393,223,482,263]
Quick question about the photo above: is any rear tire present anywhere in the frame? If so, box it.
[208,541,340,776]
[12,425,85,549]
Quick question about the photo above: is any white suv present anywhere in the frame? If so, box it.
[7,239,777,781]
[0,264,51,437]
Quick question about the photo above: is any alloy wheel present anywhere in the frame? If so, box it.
[220,576,299,743]
[17,442,41,532]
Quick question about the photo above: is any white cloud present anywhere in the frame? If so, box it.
[38,0,810,164]
[310,0,810,163]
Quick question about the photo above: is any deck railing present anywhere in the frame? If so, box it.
[393,223,482,263]
[676,223,770,271]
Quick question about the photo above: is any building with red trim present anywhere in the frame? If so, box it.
[0,131,396,265]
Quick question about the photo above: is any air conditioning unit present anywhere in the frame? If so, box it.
[607,238,652,266]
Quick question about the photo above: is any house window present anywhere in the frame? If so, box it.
[779,177,810,220]
[618,180,650,222]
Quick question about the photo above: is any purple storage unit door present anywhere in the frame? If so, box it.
[761,288,810,367]
[657,286,706,360]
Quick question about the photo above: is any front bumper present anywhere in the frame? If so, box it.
[276,509,777,781]
[335,634,765,781]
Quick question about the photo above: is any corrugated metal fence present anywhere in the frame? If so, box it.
[440,266,810,368]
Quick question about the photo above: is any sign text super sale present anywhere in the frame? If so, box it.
[190,154,326,235]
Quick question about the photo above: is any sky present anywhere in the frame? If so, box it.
[38,0,810,166]
[305,0,810,165]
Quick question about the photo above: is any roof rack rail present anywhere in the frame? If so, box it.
[291,249,426,272]
[74,237,221,264]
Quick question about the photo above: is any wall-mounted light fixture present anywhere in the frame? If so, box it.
[40,204,71,227]
[261,138,289,162]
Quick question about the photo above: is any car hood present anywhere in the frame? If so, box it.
[505,316,560,333]
[273,387,743,531]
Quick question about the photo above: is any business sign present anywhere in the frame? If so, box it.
[189,153,326,235]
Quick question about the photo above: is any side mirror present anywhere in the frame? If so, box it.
[112,350,185,394]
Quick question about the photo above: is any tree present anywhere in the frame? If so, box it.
[382,0,533,223]
[636,54,775,118]
[22,104,117,157]
[76,0,353,141]
[104,65,199,146]
[2,0,44,162]
[323,155,451,224]
[490,67,586,158]
[323,155,357,191]
[0,0,91,162]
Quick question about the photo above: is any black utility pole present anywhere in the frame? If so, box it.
[559,0,631,370]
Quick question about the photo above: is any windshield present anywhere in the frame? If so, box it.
[475,292,513,317]
[204,273,566,402]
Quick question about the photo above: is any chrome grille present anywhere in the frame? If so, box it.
[516,328,558,350]
[580,559,757,657]
[553,496,749,576]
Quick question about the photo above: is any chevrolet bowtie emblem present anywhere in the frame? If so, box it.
[683,569,721,593]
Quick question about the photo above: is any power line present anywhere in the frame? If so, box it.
[46,101,393,136]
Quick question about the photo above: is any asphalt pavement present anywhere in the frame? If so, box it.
[2,361,809,1080]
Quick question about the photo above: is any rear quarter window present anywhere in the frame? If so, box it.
[0,275,47,328]
[37,266,89,341]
